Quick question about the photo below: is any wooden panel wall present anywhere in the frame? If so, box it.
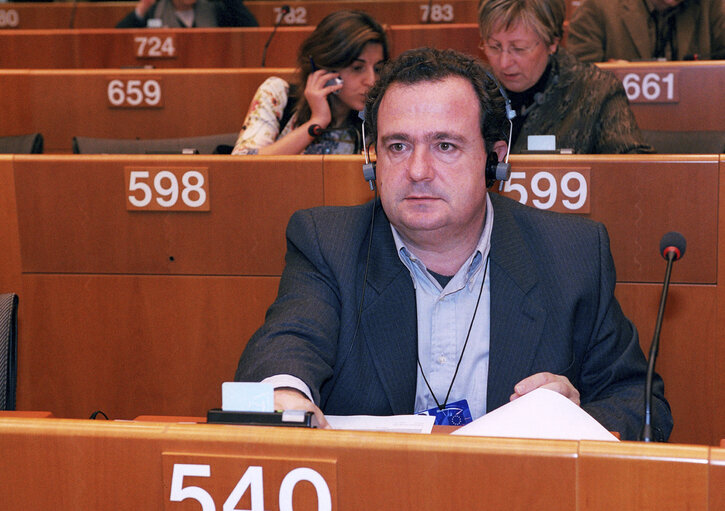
[0,68,295,153]
[0,0,585,28]
[2,154,722,445]
[0,418,720,511]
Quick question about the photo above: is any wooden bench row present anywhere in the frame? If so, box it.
[0,24,480,68]
[0,0,582,29]
[1,61,722,153]
[0,153,722,446]
[0,416,721,510]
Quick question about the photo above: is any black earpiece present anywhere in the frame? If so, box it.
[485,151,511,188]
[359,109,376,190]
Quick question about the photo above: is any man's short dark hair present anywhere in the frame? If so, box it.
[364,47,510,153]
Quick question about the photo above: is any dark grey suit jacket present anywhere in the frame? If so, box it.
[235,193,672,441]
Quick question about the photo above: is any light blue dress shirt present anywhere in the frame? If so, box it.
[391,193,493,420]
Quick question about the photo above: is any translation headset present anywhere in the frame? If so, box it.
[359,71,516,190]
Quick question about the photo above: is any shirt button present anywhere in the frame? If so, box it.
[437,355,447,364]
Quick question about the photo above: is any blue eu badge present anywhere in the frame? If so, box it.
[417,399,473,426]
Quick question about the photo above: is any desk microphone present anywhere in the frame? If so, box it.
[641,231,686,442]
[261,4,290,67]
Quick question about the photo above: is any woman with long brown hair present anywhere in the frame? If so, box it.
[233,11,389,155]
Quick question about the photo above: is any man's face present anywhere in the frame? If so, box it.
[375,76,503,245]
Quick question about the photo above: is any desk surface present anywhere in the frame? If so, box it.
[0,416,717,510]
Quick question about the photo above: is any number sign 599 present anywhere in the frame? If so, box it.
[126,167,209,211]
[500,169,590,213]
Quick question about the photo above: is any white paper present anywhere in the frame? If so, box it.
[325,414,435,434]
[221,382,274,412]
[527,134,556,151]
[451,388,619,441]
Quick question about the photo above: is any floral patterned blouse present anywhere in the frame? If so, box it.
[232,77,360,155]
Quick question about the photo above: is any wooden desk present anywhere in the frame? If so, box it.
[0,416,717,510]
[0,1,586,29]
[0,68,295,153]
[0,154,721,447]
[249,0,480,26]
[0,24,482,69]
[598,60,725,132]
[0,1,479,29]
[0,27,314,68]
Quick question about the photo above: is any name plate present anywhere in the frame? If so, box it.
[134,34,178,59]
[125,167,210,211]
[613,69,680,103]
[163,453,337,511]
[498,168,590,214]
[107,78,164,108]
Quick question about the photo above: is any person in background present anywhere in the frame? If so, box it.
[478,0,654,154]
[232,10,388,155]
[567,0,725,62]
[116,0,258,28]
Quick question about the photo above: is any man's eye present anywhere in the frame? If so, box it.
[389,143,405,152]
[439,142,455,151]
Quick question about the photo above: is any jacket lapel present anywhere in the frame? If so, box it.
[622,0,654,59]
[675,2,698,59]
[486,195,548,412]
[359,207,418,414]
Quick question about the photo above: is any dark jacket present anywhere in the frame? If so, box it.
[236,194,673,441]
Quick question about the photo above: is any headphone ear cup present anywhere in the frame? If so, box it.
[363,162,376,184]
[485,151,512,188]
[485,151,498,188]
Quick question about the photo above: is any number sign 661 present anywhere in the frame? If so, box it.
[501,169,590,213]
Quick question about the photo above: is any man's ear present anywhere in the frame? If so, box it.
[493,140,508,162]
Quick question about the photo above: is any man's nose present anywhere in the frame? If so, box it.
[407,148,435,182]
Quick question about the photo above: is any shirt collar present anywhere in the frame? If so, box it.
[391,193,494,292]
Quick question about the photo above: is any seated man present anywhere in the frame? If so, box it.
[235,47,673,441]
[567,0,725,62]
[116,0,257,28]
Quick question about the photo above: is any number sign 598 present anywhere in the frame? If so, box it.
[500,169,590,213]
[126,168,209,211]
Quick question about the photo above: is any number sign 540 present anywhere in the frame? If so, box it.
[500,169,590,213]
[126,167,209,211]
[169,463,332,511]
